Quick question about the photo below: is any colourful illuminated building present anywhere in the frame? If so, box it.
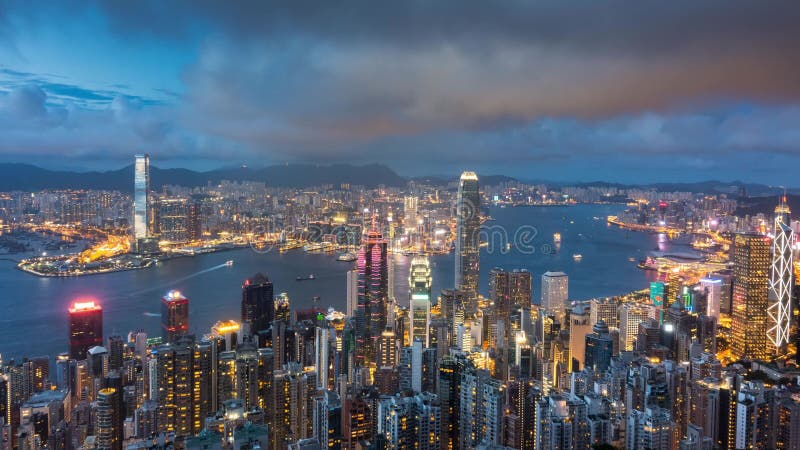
[161,290,189,343]
[68,300,103,360]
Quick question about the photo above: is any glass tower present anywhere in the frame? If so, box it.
[409,255,432,347]
[768,196,793,351]
[731,233,770,360]
[455,171,480,309]
[134,154,150,240]
[161,290,189,343]
[68,300,103,360]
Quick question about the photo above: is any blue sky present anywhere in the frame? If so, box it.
[1,1,800,183]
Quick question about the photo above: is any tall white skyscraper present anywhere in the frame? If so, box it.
[768,195,793,351]
[133,154,150,240]
[315,327,330,390]
[541,271,569,314]
[409,255,432,347]
[346,270,358,318]
[699,278,722,319]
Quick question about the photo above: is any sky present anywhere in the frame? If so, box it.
[1,1,800,184]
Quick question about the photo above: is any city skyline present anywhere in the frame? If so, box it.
[2,3,800,449]
[1,3,800,183]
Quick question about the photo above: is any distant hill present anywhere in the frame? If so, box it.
[0,163,407,191]
[735,194,800,217]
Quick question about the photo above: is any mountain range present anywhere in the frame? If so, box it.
[0,162,791,195]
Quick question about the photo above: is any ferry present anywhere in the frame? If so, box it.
[225,260,234,267]
[296,274,316,281]
[337,252,356,262]
[637,257,658,270]
[572,253,583,261]
[553,232,562,243]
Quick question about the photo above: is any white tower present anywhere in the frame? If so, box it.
[768,195,793,351]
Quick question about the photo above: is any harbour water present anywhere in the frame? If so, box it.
[0,203,669,360]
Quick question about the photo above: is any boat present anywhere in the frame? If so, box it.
[628,257,636,262]
[225,260,234,267]
[637,257,658,270]
[336,252,356,262]
[572,253,583,261]
[553,232,562,243]
[296,274,316,281]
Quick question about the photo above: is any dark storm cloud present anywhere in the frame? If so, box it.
[88,0,800,157]
[2,1,800,181]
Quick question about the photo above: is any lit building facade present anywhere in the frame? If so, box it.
[455,171,480,309]
[541,271,569,315]
[133,154,150,240]
[768,196,793,351]
[68,300,103,361]
[161,290,189,343]
[409,255,432,347]
[730,233,770,361]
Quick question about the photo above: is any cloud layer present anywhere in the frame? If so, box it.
[1,1,800,181]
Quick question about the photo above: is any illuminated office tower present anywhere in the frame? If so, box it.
[157,197,189,242]
[589,297,618,328]
[620,303,654,352]
[584,320,614,373]
[768,196,793,351]
[409,255,432,346]
[315,327,330,390]
[699,278,722,319]
[161,290,189,343]
[509,269,533,306]
[97,387,122,450]
[455,171,480,310]
[241,273,274,335]
[68,300,103,361]
[133,154,150,240]
[541,271,568,314]
[355,222,388,363]
[569,305,591,371]
[346,270,358,318]
[730,233,770,360]
[403,195,418,229]
[489,268,510,316]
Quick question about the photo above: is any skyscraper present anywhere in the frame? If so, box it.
[768,196,793,351]
[241,273,274,335]
[97,387,122,450]
[620,303,654,352]
[541,271,569,314]
[455,171,480,309]
[68,300,103,360]
[731,233,770,361]
[161,290,189,343]
[584,320,614,373]
[409,255,432,347]
[699,278,722,319]
[133,154,150,240]
[355,221,388,363]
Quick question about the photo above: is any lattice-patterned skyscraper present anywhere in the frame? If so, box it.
[768,195,793,351]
